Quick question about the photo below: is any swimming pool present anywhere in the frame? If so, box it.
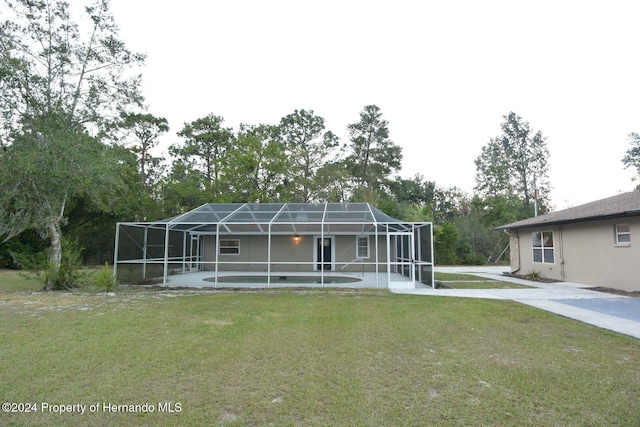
[204,275,362,284]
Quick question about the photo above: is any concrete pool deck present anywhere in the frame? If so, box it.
[163,271,418,289]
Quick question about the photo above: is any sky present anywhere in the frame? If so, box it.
[109,0,640,209]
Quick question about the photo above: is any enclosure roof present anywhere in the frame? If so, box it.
[139,202,424,234]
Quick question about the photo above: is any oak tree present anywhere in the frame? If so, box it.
[0,0,145,282]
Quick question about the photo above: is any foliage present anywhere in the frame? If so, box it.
[622,132,640,186]
[275,109,340,202]
[171,114,234,186]
[12,237,84,290]
[222,124,288,202]
[0,119,124,267]
[0,0,144,276]
[92,263,118,292]
[0,230,47,269]
[117,112,169,189]
[346,105,402,192]
[434,221,458,264]
[474,112,551,215]
[525,269,542,281]
[159,164,209,216]
[314,161,354,202]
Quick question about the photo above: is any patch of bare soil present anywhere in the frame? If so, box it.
[502,274,639,297]
[587,287,640,298]
[502,273,559,283]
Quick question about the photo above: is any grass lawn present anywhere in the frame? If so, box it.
[1,271,639,426]
[434,272,532,289]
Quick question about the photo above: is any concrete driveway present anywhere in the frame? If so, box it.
[391,266,640,340]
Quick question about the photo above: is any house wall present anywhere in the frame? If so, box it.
[202,234,390,272]
[512,218,640,292]
[561,218,640,291]
[511,225,563,281]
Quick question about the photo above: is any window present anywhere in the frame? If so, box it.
[615,224,631,245]
[356,236,370,259]
[532,231,554,263]
[219,239,240,255]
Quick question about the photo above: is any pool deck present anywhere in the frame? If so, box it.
[162,270,425,289]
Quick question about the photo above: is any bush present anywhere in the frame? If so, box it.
[92,263,118,293]
[12,238,85,290]
[525,270,542,281]
[434,221,458,265]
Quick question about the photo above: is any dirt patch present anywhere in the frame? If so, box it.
[587,287,640,298]
[502,274,639,297]
[502,273,559,283]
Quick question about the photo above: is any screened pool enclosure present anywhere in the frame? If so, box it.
[114,203,434,288]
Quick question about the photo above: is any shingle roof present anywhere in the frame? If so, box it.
[496,191,640,230]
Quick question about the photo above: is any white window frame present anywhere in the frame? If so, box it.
[356,236,370,259]
[532,231,554,264]
[615,224,631,246]
[219,238,240,255]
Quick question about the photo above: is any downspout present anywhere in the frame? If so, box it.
[558,225,565,281]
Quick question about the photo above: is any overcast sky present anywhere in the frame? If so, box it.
[110,0,640,209]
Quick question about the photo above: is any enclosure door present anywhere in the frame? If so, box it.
[316,237,333,270]
[387,232,414,288]
[190,235,200,271]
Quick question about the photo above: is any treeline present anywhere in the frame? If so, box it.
[2,103,551,267]
[0,0,553,271]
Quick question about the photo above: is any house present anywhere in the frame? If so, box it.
[496,191,640,292]
[114,202,434,288]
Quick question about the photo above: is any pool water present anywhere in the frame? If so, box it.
[204,275,362,284]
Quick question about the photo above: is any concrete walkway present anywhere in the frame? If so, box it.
[390,266,640,340]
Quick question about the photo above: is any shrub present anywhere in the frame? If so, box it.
[93,263,118,293]
[525,270,542,281]
[11,238,84,290]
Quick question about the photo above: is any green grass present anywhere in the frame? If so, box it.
[0,267,113,294]
[434,272,484,281]
[0,269,43,293]
[434,272,531,289]
[1,273,639,426]
[443,281,532,289]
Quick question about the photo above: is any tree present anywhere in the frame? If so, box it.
[171,114,234,186]
[159,161,210,216]
[275,109,340,202]
[314,162,354,203]
[474,112,551,216]
[118,112,169,189]
[0,0,144,281]
[387,174,436,205]
[434,221,458,265]
[622,132,640,187]
[346,105,402,192]
[222,124,288,202]
[474,139,513,199]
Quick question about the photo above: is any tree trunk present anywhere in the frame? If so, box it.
[44,196,66,290]
[47,219,62,267]
[45,218,62,290]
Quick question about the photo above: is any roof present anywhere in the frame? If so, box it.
[127,202,426,234]
[496,191,640,231]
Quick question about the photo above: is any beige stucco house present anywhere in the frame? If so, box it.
[496,191,640,292]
